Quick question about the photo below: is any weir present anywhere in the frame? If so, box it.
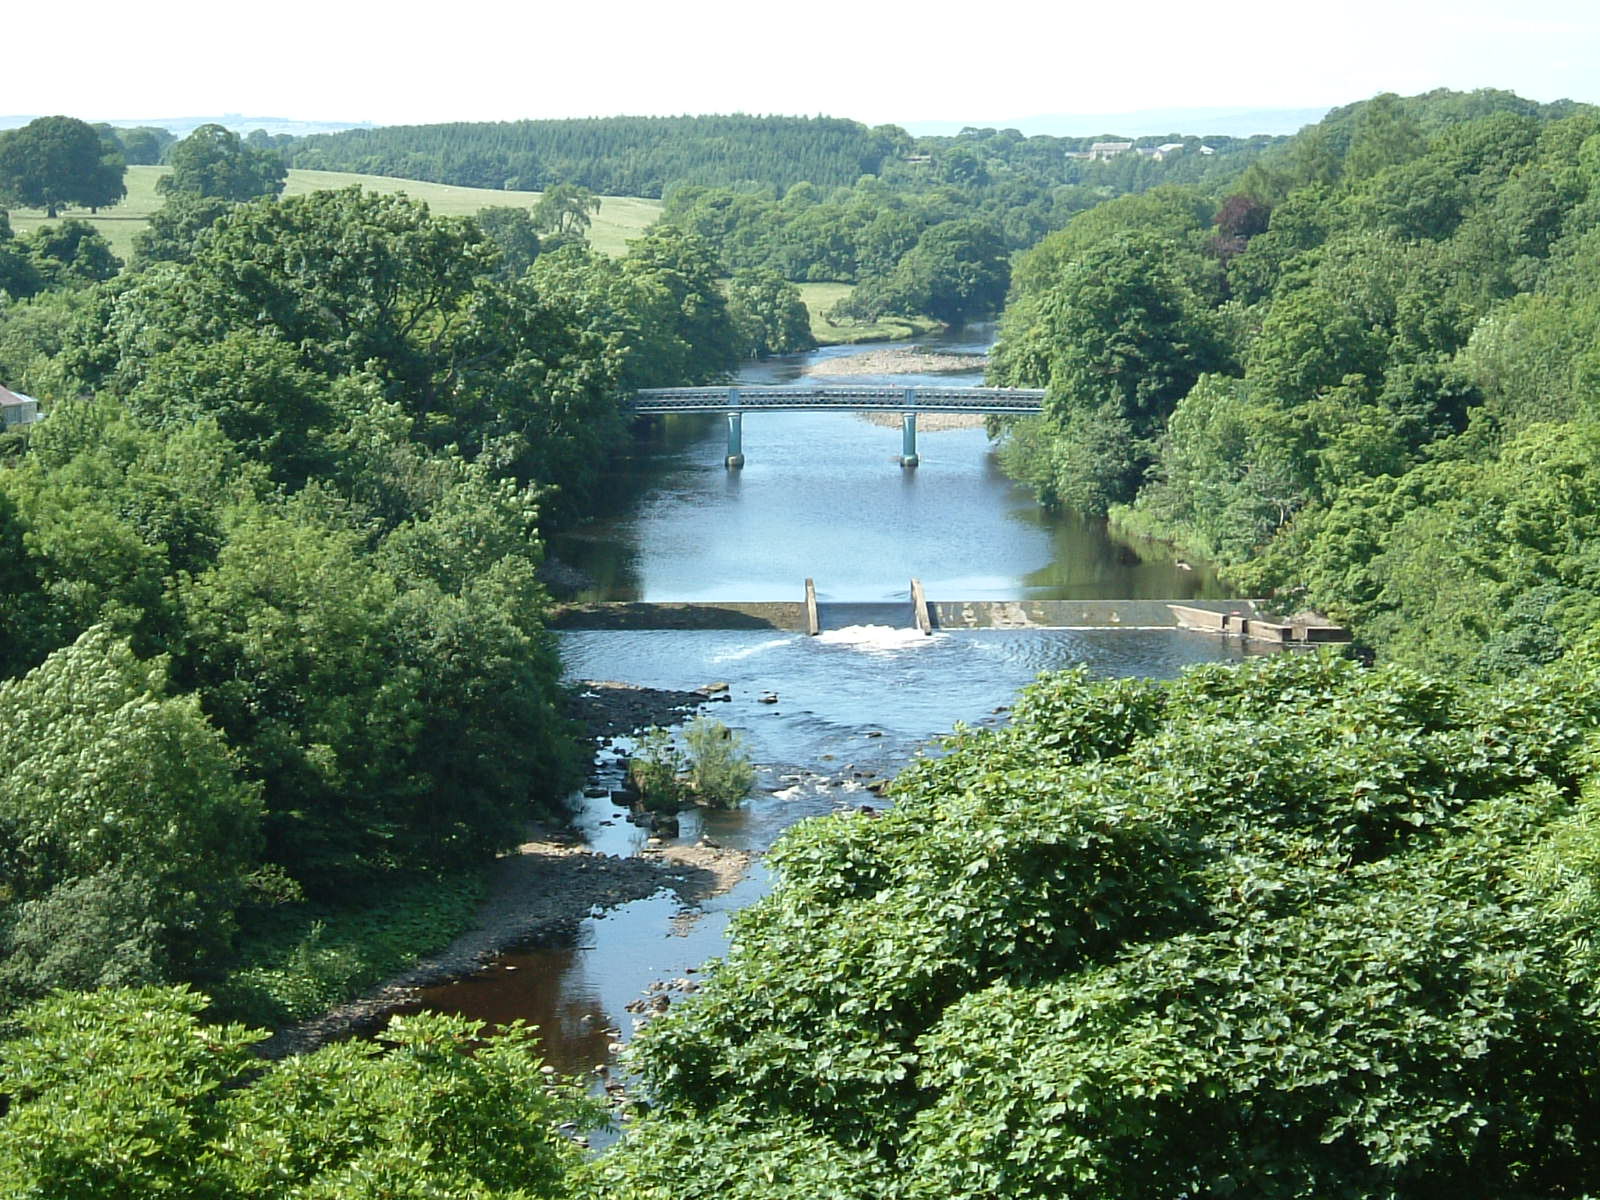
[549,592,1347,642]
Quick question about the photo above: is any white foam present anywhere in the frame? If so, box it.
[816,624,944,653]
[710,636,795,663]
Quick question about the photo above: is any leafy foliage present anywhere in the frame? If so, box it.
[0,987,601,1199]
[157,124,287,202]
[0,117,125,218]
[627,727,687,814]
[0,628,260,1006]
[989,90,1600,672]
[600,653,1600,1197]
[725,269,815,358]
[681,717,756,808]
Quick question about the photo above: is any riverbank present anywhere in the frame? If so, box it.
[860,411,987,431]
[796,282,944,345]
[804,344,988,377]
[255,677,751,1058]
[257,831,751,1058]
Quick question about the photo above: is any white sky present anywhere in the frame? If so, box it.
[7,0,1599,129]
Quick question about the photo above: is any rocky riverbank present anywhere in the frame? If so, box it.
[258,677,749,1058]
[860,411,987,431]
[804,344,988,377]
[258,832,751,1058]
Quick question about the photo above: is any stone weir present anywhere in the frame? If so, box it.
[549,601,809,631]
[935,598,1254,630]
[546,598,1349,643]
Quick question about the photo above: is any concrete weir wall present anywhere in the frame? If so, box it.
[548,601,809,631]
[932,599,1240,630]
[547,597,1355,641]
[1166,604,1353,645]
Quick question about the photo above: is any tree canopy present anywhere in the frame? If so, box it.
[594,652,1600,1198]
[157,123,287,201]
[0,117,125,218]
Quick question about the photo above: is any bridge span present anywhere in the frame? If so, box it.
[627,385,1048,468]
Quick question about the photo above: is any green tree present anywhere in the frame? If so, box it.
[0,212,42,300]
[605,653,1600,1198]
[0,627,260,1003]
[476,205,543,279]
[114,126,170,166]
[156,123,287,202]
[17,219,121,289]
[127,192,235,268]
[533,182,602,244]
[0,117,125,218]
[0,987,601,1199]
[173,510,423,887]
[125,330,334,485]
[620,225,741,381]
[854,218,1011,326]
[1344,92,1430,180]
[79,186,623,502]
[726,269,815,357]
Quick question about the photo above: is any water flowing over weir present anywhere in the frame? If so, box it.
[407,330,1254,1106]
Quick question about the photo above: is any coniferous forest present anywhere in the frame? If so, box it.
[3,91,1600,1197]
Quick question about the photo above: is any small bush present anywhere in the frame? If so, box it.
[628,726,687,813]
[684,717,756,808]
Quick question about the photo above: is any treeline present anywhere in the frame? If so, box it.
[0,186,745,1017]
[652,125,1274,326]
[285,114,904,195]
[989,88,1600,675]
[278,112,1278,201]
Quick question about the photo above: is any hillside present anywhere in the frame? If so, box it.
[5,165,662,259]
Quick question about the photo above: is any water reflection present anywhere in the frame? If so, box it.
[552,333,1227,604]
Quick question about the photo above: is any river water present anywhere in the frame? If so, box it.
[411,330,1248,1086]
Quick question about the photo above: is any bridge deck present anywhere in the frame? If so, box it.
[630,385,1046,415]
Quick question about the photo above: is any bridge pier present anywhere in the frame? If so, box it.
[725,410,744,469]
[900,411,919,468]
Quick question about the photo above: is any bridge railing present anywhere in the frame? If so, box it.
[630,385,1046,414]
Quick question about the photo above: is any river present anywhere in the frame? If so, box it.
[407,330,1248,1091]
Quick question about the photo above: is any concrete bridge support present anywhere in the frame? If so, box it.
[900,411,919,468]
[725,410,744,469]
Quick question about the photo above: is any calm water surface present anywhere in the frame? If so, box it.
[415,334,1247,1092]
[552,325,1230,604]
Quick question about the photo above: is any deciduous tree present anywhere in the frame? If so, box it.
[156,123,286,202]
[0,116,125,218]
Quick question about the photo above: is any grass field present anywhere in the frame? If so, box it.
[7,165,664,260]
[6,173,939,343]
[796,281,944,345]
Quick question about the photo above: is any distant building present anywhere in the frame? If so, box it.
[1088,141,1134,161]
[0,385,41,430]
[1135,142,1192,161]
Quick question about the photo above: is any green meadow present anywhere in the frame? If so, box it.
[5,169,937,343]
[797,280,943,345]
[7,165,664,260]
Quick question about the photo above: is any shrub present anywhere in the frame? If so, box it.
[628,726,687,813]
[683,717,756,808]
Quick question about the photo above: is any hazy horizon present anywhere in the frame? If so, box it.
[6,0,1596,132]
